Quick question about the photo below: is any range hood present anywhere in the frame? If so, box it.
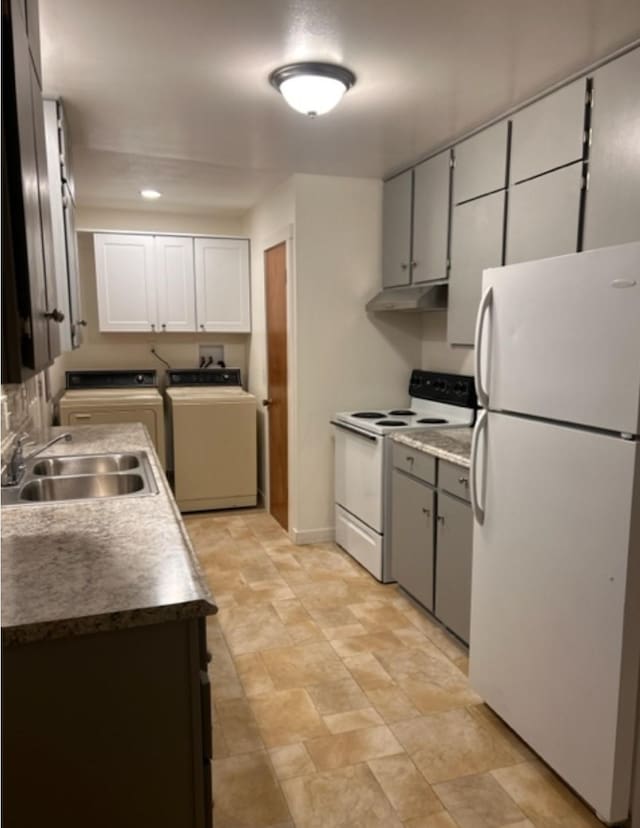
[366,282,448,312]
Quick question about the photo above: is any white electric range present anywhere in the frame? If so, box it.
[332,370,477,582]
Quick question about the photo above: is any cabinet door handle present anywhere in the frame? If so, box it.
[411,261,418,268]
[458,476,469,486]
[44,308,65,323]
[200,324,205,330]
[406,455,415,464]
[76,319,88,327]
[401,263,409,271]
[151,323,156,332]
[422,507,431,517]
[437,514,445,524]
[161,323,166,331]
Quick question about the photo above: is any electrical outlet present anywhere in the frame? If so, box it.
[198,344,225,367]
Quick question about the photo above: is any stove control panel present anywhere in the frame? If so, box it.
[409,370,477,408]
[66,370,157,389]
[167,368,242,386]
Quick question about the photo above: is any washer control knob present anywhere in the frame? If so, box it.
[135,374,145,384]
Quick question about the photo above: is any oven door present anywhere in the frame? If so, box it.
[333,422,384,533]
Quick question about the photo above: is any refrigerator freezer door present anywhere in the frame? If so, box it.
[477,242,640,435]
[469,412,640,822]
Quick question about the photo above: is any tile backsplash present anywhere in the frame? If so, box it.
[1,372,52,467]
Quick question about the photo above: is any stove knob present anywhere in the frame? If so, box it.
[454,381,465,394]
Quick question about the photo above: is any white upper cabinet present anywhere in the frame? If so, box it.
[510,79,587,183]
[94,234,157,332]
[453,121,509,204]
[155,236,196,332]
[195,238,251,333]
[94,233,250,333]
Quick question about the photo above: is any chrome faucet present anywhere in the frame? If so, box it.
[1,432,72,487]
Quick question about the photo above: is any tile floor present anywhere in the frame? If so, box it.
[184,510,604,828]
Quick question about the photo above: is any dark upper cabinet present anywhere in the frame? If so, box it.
[2,0,60,382]
[584,47,640,250]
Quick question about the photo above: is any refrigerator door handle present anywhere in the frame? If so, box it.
[470,409,488,525]
[474,286,493,409]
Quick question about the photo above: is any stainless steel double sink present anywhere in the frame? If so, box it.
[1,451,158,506]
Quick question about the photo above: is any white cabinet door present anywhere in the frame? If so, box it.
[94,234,156,332]
[155,236,196,332]
[194,238,250,332]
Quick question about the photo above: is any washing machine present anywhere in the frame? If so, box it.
[59,370,166,468]
[166,368,257,512]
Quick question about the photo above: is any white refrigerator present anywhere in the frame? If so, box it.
[469,241,640,824]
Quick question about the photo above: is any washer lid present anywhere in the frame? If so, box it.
[60,388,163,404]
[166,386,255,402]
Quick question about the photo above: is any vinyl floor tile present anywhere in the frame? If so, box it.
[186,511,604,828]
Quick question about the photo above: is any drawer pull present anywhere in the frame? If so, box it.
[458,476,469,486]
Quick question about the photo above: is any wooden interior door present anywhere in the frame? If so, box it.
[264,242,288,530]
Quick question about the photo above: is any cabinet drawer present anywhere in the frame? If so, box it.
[393,443,436,484]
[439,460,471,502]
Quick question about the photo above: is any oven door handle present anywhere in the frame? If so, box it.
[330,421,379,443]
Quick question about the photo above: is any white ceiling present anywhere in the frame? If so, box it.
[41,0,640,216]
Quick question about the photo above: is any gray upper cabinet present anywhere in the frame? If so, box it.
[506,163,583,265]
[382,170,413,288]
[448,190,505,345]
[584,47,640,250]
[435,491,473,644]
[412,150,451,284]
[453,121,509,204]
[510,79,586,183]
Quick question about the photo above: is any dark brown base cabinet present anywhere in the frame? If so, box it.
[391,446,473,645]
[2,618,213,828]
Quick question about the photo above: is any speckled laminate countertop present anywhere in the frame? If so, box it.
[2,423,217,645]
[392,427,473,468]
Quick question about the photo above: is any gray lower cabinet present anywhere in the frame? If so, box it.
[448,189,505,345]
[506,162,583,265]
[383,170,413,288]
[391,468,435,611]
[435,491,473,645]
[412,150,451,283]
[584,47,640,250]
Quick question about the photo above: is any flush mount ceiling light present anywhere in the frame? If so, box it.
[140,188,162,200]
[269,62,356,117]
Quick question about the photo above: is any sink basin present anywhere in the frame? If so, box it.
[20,474,146,502]
[1,450,158,506]
[32,453,140,477]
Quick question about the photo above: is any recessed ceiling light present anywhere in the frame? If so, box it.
[269,62,356,117]
[140,188,162,200]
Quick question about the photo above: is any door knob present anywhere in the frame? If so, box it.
[262,398,273,407]
[44,308,65,323]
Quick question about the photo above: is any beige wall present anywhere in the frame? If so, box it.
[421,313,474,375]
[76,206,245,237]
[291,174,422,540]
[244,179,296,501]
